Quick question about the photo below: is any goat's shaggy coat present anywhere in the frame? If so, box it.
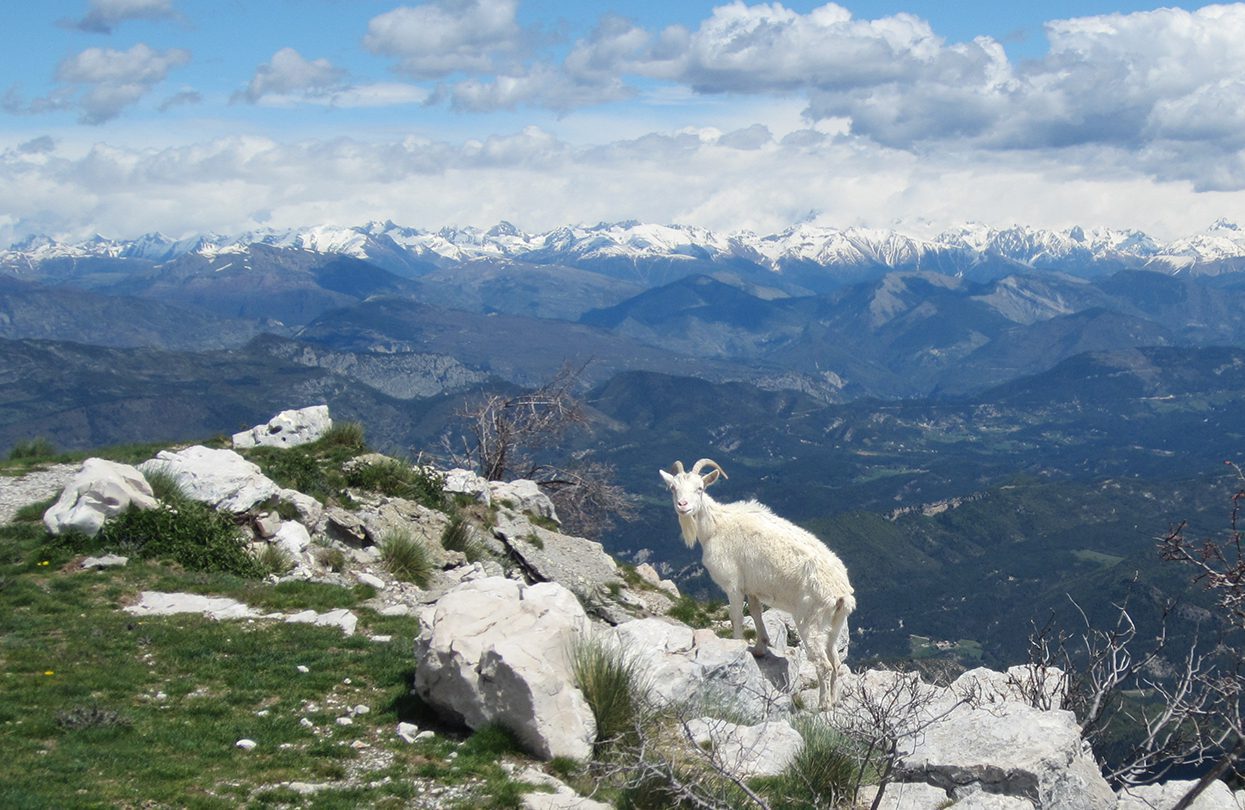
[660,459,856,709]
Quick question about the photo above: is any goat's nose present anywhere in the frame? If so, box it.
[677,499,688,508]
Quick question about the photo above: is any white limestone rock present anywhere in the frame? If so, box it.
[685,718,803,779]
[635,562,680,599]
[1115,780,1240,810]
[124,591,265,621]
[273,521,312,557]
[443,468,492,505]
[81,554,129,570]
[858,782,954,810]
[414,577,595,760]
[489,479,559,524]
[893,700,1114,810]
[277,488,323,528]
[285,608,358,636]
[232,405,331,449]
[140,446,279,514]
[611,617,788,719]
[43,458,158,536]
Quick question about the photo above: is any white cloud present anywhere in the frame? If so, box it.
[2,126,1240,246]
[64,0,177,34]
[363,0,523,78]
[30,43,193,123]
[238,48,347,104]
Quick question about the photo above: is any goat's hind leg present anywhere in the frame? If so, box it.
[746,594,771,656]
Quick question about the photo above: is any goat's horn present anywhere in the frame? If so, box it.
[690,458,727,479]
[672,460,685,474]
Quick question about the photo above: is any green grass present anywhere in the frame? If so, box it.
[378,529,433,587]
[95,501,264,578]
[7,436,56,461]
[666,596,725,630]
[751,714,869,809]
[344,458,448,512]
[569,634,649,756]
[441,514,487,563]
[0,515,542,809]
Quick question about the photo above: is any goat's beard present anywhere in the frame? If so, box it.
[677,512,699,548]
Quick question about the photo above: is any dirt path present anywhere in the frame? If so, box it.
[0,464,77,525]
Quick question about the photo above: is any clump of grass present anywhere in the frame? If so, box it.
[570,634,650,755]
[345,458,448,511]
[379,529,433,587]
[441,514,486,562]
[314,543,348,573]
[319,421,367,452]
[8,437,56,461]
[255,543,293,576]
[12,496,57,524]
[752,715,866,809]
[523,532,545,550]
[56,705,131,731]
[666,596,724,629]
[248,446,332,502]
[98,502,262,578]
[530,513,559,531]
[142,466,187,505]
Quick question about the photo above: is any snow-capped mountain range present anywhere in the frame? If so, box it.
[5,219,1245,279]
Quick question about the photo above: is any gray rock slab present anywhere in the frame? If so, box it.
[81,554,129,569]
[858,782,953,810]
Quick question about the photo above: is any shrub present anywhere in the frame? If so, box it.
[441,514,486,562]
[570,634,650,755]
[99,503,262,578]
[8,437,56,461]
[379,529,432,586]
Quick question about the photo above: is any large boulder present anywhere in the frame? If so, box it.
[43,458,158,536]
[139,446,280,514]
[442,468,492,505]
[231,405,332,449]
[611,617,789,719]
[414,577,596,760]
[893,700,1114,810]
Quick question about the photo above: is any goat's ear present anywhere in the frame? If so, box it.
[701,469,721,487]
[659,469,676,487]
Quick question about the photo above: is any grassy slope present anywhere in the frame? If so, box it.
[0,513,539,809]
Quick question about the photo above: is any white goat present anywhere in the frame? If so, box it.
[659,458,856,709]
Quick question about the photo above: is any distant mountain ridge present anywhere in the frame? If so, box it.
[7,218,1245,283]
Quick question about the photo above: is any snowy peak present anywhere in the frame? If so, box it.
[5,220,1245,280]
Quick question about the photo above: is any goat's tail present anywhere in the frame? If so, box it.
[827,593,855,659]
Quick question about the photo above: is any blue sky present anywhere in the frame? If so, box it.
[2,1,1244,243]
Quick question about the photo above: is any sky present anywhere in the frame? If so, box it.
[2,0,1245,244]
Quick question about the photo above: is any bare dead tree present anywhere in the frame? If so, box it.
[1024,463,1245,809]
[444,362,587,482]
[441,363,636,537]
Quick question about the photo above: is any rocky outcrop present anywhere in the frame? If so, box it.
[1114,780,1242,809]
[43,457,157,536]
[232,404,332,449]
[611,616,790,719]
[413,577,596,761]
[140,446,279,513]
[489,479,559,524]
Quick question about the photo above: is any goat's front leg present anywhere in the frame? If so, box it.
[747,594,770,656]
